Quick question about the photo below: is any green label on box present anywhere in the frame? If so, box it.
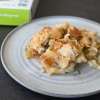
[0,8,31,26]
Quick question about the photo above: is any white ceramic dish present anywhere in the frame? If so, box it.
[1,16,100,98]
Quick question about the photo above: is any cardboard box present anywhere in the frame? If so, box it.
[0,0,39,26]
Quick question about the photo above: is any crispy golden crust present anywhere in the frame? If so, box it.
[49,39,63,51]
[25,48,39,59]
[25,22,100,74]
[68,26,82,38]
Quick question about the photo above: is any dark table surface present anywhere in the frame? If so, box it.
[0,0,100,100]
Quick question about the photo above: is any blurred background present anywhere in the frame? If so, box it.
[0,0,100,100]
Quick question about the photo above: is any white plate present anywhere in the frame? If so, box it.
[1,16,100,98]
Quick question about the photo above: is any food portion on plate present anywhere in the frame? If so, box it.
[25,22,100,75]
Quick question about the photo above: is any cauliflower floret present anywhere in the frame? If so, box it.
[88,60,100,69]
[40,49,61,74]
[65,63,75,72]
[26,22,100,75]
[49,39,63,51]
[76,53,87,63]
[58,43,79,60]
[86,47,98,59]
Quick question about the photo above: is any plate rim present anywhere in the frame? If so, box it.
[1,16,100,98]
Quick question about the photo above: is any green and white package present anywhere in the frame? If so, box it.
[0,0,39,25]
